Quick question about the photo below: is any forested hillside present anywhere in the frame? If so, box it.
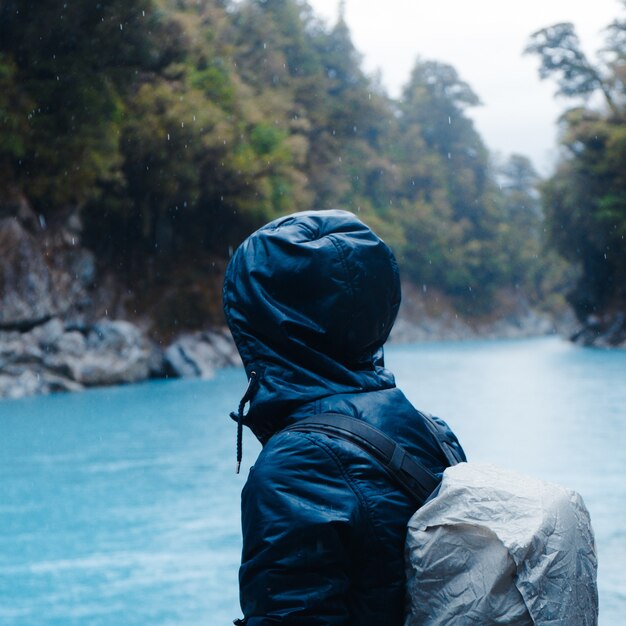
[1,0,551,336]
[526,5,626,344]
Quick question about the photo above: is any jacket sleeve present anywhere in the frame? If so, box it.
[239,432,358,625]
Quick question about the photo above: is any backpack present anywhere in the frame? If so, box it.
[284,413,598,626]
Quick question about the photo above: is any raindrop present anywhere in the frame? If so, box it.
[119,23,123,31]
[447,152,451,159]
[167,133,170,141]
[448,117,451,125]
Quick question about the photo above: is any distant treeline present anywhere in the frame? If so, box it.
[1,0,621,329]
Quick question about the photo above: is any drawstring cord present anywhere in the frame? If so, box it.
[230,371,258,474]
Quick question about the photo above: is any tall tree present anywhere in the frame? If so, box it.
[526,9,626,319]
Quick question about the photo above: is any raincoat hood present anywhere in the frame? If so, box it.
[223,210,401,443]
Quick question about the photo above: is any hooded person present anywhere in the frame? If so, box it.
[223,209,465,625]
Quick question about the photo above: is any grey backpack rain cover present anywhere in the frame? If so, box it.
[404,462,598,626]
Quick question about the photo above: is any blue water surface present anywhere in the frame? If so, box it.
[0,337,624,624]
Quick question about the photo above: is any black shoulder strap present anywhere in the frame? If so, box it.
[419,411,465,467]
[283,413,443,503]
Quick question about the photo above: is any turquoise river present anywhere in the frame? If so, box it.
[0,337,624,625]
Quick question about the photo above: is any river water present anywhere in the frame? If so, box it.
[0,337,624,625]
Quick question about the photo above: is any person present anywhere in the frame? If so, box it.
[223,209,465,625]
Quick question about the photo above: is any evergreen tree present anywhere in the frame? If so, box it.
[526,6,626,318]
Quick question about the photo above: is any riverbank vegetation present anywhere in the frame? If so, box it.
[0,0,622,343]
[526,5,626,342]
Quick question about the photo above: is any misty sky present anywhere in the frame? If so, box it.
[308,0,624,175]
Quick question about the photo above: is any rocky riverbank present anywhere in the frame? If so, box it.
[0,318,241,400]
[389,284,564,344]
[570,312,626,348]
[0,307,558,400]
[0,203,242,399]
[0,289,562,400]
[1,199,616,402]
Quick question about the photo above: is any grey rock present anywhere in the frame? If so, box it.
[164,329,240,379]
[0,370,43,399]
[572,311,626,348]
[390,289,555,344]
[54,330,87,357]
[67,320,153,385]
[87,320,143,352]
[40,371,83,394]
[0,318,155,398]
[30,318,65,349]
[0,218,56,328]
[72,350,150,386]
[205,328,241,367]
[0,211,97,333]
[164,335,216,378]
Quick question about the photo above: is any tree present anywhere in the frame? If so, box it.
[526,10,626,318]
[525,22,620,117]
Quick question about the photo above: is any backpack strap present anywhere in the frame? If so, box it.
[419,411,465,467]
[283,413,442,502]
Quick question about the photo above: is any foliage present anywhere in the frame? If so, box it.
[0,0,548,328]
[526,8,626,318]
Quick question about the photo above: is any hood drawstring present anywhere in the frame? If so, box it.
[230,371,258,474]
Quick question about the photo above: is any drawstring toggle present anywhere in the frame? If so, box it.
[230,371,258,474]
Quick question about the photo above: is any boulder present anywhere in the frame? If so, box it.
[164,329,240,378]
[0,370,44,400]
[68,320,152,385]
[164,335,217,378]
[0,318,155,398]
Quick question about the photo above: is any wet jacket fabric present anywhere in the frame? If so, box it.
[223,210,465,625]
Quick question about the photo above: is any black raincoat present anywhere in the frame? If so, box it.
[223,210,465,625]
